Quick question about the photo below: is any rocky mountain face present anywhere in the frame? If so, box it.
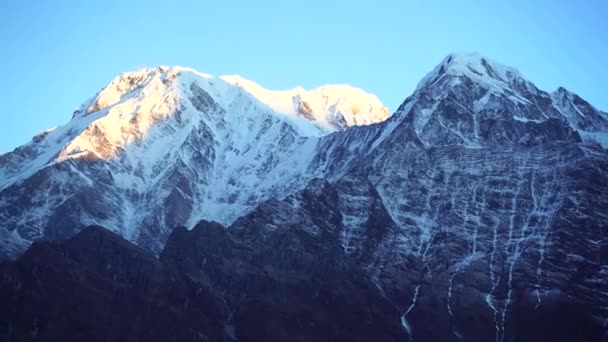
[1,52,608,341]
[0,67,387,256]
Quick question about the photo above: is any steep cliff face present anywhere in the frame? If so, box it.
[299,53,608,340]
[1,53,608,341]
[269,144,608,341]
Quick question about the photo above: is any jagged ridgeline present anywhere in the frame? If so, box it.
[1,53,608,341]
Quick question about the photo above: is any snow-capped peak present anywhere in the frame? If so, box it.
[80,67,169,116]
[441,52,523,80]
[550,85,608,145]
[79,67,389,133]
[416,52,529,94]
[53,66,391,162]
[0,65,390,194]
[395,52,599,148]
[221,75,389,132]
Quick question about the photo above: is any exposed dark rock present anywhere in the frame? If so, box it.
[1,223,407,342]
[0,226,230,342]
[162,218,407,342]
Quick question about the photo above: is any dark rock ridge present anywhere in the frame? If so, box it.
[1,52,608,341]
[0,224,405,342]
[0,226,229,342]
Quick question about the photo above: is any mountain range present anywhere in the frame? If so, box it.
[1,52,608,341]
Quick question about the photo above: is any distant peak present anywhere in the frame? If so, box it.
[553,86,571,96]
[551,87,586,104]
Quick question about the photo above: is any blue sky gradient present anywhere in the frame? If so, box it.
[1,0,606,153]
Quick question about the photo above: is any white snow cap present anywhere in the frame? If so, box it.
[0,66,390,187]
[221,75,389,132]
[416,52,529,92]
[79,66,389,135]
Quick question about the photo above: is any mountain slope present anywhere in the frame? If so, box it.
[0,67,387,255]
[1,53,608,340]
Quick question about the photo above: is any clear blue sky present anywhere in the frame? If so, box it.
[1,0,607,153]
